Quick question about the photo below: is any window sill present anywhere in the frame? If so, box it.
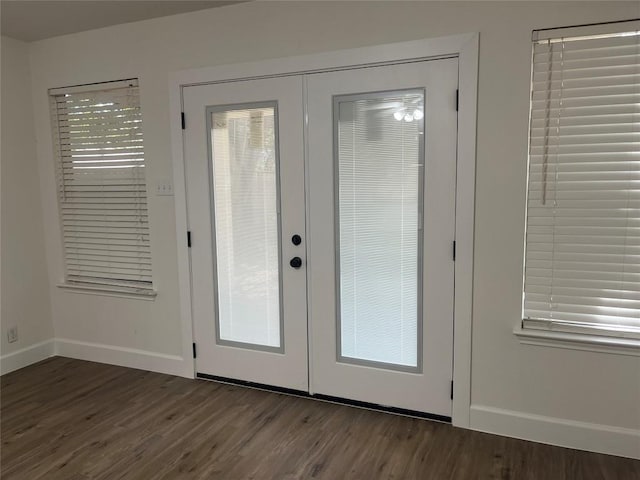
[57,283,157,301]
[514,326,640,357]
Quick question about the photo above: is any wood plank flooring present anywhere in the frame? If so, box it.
[1,357,638,479]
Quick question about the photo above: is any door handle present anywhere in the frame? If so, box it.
[289,257,303,269]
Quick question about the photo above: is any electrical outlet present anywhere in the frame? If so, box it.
[7,326,18,343]
[156,181,173,196]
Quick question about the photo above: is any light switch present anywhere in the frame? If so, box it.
[156,180,173,196]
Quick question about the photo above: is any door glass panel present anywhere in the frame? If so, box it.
[335,90,424,370]
[208,104,282,350]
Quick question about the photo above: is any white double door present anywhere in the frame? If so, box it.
[184,58,457,416]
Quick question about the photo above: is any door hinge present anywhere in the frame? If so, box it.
[187,231,192,248]
[455,89,459,112]
[181,112,186,130]
[450,380,454,399]
[192,342,197,358]
[452,240,456,261]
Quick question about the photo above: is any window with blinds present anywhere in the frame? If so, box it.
[336,91,423,369]
[50,79,153,294]
[523,21,640,337]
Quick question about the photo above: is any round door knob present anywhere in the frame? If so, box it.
[291,234,302,246]
[289,257,303,269]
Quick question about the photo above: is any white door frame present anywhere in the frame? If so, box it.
[168,33,479,428]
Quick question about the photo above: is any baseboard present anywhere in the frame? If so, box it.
[54,338,192,378]
[0,340,55,375]
[470,404,640,460]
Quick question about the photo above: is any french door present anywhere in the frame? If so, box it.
[184,58,458,415]
[183,77,308,391]
[307,59,457,416]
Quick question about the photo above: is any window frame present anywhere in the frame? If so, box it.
[519,20,640,350]
[50,78,156,299]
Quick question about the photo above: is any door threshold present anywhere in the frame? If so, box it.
[196,373,451,424]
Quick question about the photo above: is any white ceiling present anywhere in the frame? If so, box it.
[1,1,245,42]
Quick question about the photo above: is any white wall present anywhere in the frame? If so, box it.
[25,1,639,457]
[1,36,54,373]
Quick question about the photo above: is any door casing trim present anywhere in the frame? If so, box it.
[169,33,479,428]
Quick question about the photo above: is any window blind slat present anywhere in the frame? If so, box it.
[60,196,148,204]
[56,125,142,135]
[51,81,152,291]
[528,190,640,201]
[532,93,640,110]
[57,132,144,142]
[55,98,141,108]
[528,181,640,192]
[63,233,150,243]
[56,137,143,146]
[533,54,640,72]
[528,249,639,260]
[64,191,147,198]
[527,275,640,291]
[61,180,147,186]
[64,241,150,250]
[533,59,640,77]
[56,113,142,124]
[531,114,639,128]
[532,84,640,101]
[66,251,151,260]
[67,270,152,281]
[533,74,640,91]
[534,33,640,52]
[531,104,640,119]
[529,173,640,184]
[65,245,151,254]
[529,153,639,164]
[535,46,640,63]
[66,277,152,288]
[527,216,640,227]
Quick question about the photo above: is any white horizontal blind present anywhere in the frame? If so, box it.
[336,91,423,368]
[50,80,152,292]
[210,106,281,348]
[524,23,640,336]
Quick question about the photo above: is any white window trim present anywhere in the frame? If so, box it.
[168,33,480,426]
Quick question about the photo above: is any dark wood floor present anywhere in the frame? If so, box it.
[1,357,638,479]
